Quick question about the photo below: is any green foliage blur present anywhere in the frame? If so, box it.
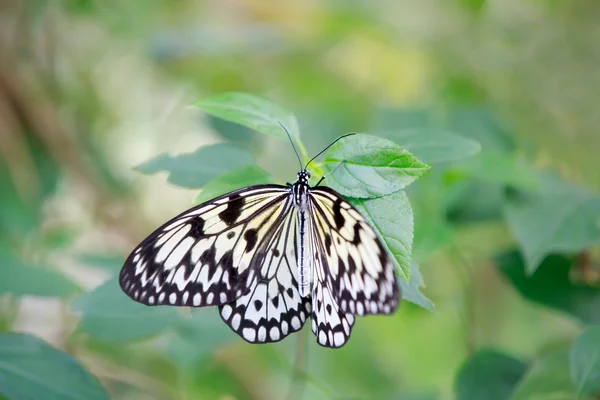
[2,1,600,399]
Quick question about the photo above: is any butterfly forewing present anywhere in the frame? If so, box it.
[309,187,399,317]
[119,185,290,308]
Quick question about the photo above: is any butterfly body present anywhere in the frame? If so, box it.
[291,170,312,297]
[119,168,399,348]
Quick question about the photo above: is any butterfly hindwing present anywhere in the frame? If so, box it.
[219,204,311,343]
[119,185,290,308]
[310,250,356,348]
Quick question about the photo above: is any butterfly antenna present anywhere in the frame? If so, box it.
[279,121,303,171]
[304,133,355,170]
[315,159,346,187]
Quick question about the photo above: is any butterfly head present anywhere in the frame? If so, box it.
[297,169,310,185]
[292,170,311,210]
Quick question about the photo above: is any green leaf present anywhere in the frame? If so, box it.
[380,128,481,164]
[351,191,413,282]
[72,277,178,342]
[446,179,506,223]
[504,173,600,273]
[323,134,430,198]
[373,106,514,154]
[459,152,538,189]
[0,333,109,400]
[399,263,436,311]
[454,349,528,400]
[412,204,453,261]
[446,107,516,153]
[195,165,275,204]
[0,245,80,298]
[0,134,61,241]
[570,325,600,398]
[207,114,262,152]
[409,172,455,259]
[510,346,577,400]
[166,309,237,368]
[496,251,600,324]
[442,151,537,224]
[193,92,300,139]
[135,143,254,189]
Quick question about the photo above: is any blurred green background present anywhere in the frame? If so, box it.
[2,1,600,399]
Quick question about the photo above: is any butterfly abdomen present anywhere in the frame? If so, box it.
[296,210,311,297]
[292,170,313,298]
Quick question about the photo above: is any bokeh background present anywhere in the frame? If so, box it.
[2,1,600,399]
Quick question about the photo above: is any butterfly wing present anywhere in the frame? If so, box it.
[309,186,399,340]
[120,179,399,348]
[119,184,291,308]
[219,202,311,343]
[310,251,356,348]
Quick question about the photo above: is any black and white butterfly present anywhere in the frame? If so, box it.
[119,132,400,348]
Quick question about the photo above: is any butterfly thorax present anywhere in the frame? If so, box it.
[292,170,311,211]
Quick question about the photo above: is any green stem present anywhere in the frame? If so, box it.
[448,241,477,356]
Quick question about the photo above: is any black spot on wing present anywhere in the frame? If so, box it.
[332,199,344,229]
[347,256,357,273]
[228,260,239,286]
[227,231,235,239]
[207,253,219,280]
[189,218,205,239]
[244,229,258,252]
[324,233,332,256]
[351,223,361,245]
[375,236,388,266]
[218,194,244,225]
[144,261,159,281]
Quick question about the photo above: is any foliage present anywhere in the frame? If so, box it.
[2,2,600,399]
[0,333,109,400]
[454,349,527,400]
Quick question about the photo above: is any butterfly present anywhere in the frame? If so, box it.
[119,130,400,348]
